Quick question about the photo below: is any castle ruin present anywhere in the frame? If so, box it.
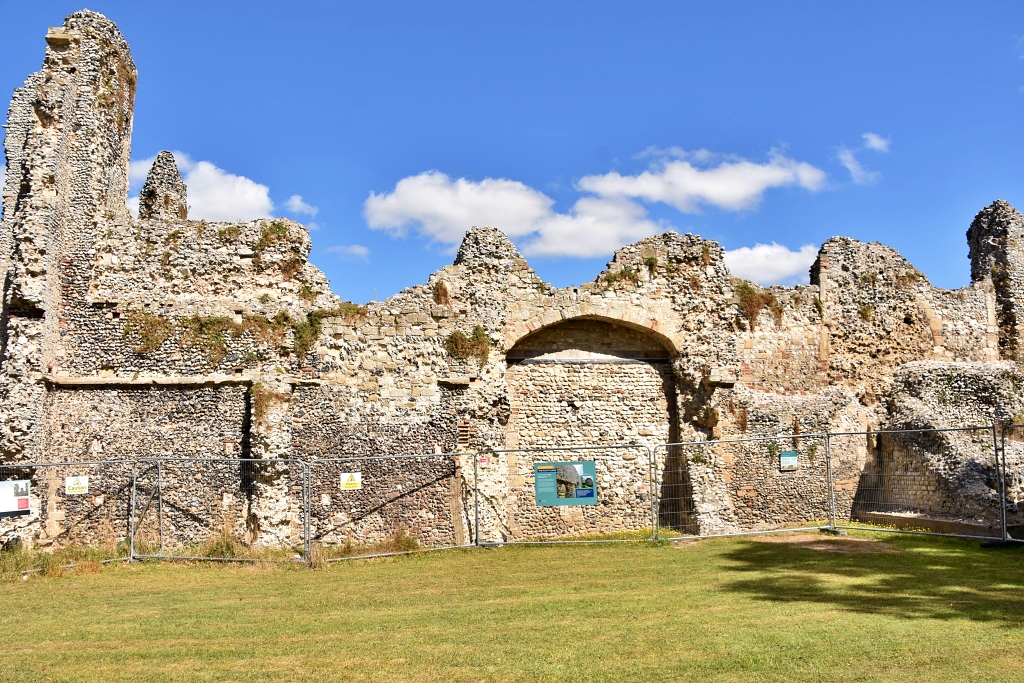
[2,11,1021,549]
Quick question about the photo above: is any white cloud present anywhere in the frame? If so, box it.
[285,194,318,217]
[578,150,826,213]
[364,149,826,259]
[838,147,881,185]
[126,152,273,221]
[365,171,554,243]
[862,132,891,153]
[724,242,818,286]
[364,171,663,258]
[326,244,370,261]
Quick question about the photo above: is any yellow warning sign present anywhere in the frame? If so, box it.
[65,476,89,495]
[340,472,362,490]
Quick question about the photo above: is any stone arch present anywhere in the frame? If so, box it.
[503,307,684,358]
[502,316,696,537]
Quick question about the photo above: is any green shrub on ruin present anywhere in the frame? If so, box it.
[644,256,658,275]
[217,225,241,243]
[735,282,778,332]
[251,381,290,425]
[292,304,368,361]
[858,304,874,321]
[445,325,491,366]
[298,283,318,303]
[603,267,641,287]
[122,311,173,354]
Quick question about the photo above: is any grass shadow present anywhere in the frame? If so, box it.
[719,532,1024,625]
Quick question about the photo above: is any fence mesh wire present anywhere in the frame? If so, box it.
[654,434,830,540]
[477,445,652,544]
[308,454,469,560]
[832,427,1003,539]
[131,458,306,560]
[0,461,134,555]
[1,424,1019,572]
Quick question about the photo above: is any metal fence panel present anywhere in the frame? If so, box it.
[473,444,653,544]
[653,433,829,540]
[0,460,134,555]
[308,453,471,560]
[832,427,1004,540]
[131,458,307,561]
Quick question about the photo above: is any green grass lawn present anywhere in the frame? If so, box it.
[2,531,1023,682]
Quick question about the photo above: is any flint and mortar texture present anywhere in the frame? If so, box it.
[138,151,187,221]
[2,9,1023,549]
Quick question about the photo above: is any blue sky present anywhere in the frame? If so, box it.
[3,2,1024,302]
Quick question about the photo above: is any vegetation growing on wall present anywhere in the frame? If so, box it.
[216,225,240,243]
[445,326,491,366]
[122,311,173,353]
[603,267,641,287]
[251,381,289,425]
[736,283,778,332]
[292,304,368,361]
[433,281,451,306]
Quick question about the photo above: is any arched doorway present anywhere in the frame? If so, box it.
[505,318,678,449]
[501,317,688,538]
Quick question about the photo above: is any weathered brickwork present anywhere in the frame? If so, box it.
[2,10,1023,549]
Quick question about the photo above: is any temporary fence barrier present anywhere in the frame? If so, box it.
[472,444,654,545]
[307,452,473,561]
[652,433,830,541]
[0,460,135,559]
[3,423,1021,575]
[830,426,1007,541]
[129,458,308,563]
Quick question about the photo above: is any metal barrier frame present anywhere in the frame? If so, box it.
[129,457,309,564]
[651,433,830,541]
[0,459,136,565]
[827,425,1018,542]
[472,443,655,545]
[3,422,1021,578]
[306,452,476,562]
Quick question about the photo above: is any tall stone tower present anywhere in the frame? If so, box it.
[967,200,1024,360]
[0,11,136,459]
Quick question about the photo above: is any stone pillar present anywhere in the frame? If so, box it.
[967,200,1024,359]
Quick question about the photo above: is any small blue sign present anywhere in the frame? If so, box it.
[779,450,799,472]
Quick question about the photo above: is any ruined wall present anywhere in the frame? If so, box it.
[3,9,1024,548]
[1,11,136,462]
[41,384,247,460]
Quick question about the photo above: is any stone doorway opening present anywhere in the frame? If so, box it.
[504,318,692,532]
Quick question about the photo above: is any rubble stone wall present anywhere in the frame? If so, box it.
[3,9,1024,549]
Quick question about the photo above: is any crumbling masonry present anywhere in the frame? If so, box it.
[2,11,1022,549]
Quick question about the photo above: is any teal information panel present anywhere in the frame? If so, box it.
[534,461,598,506]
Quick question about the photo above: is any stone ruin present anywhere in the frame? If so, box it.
[1,10,1022,550]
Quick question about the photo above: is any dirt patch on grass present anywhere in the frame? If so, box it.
[749,533,896,554]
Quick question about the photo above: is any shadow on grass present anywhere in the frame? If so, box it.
[720,534,1024,625]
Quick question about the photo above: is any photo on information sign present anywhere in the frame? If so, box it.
[534,461,598,506]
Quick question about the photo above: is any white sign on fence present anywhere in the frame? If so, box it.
[65,476,89,495]
[340,472,362,490]
[0,480,30,517]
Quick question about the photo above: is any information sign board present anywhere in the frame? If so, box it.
[0,480,30,518]
[65,476,89,495]
[779,450,799,472]
[534,461,598,506]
